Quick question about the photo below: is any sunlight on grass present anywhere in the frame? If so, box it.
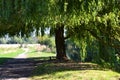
[53,70,119,80]
[27,51,55,58]
[31,70,120,80]
[0,48,24,64]
[0,47,19,54]
[0,49,23,58]
[30,62,120,80]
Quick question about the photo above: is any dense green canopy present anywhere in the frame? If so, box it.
[0,0,120,62]
[0,0,120,36]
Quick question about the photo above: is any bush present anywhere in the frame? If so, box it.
[37,35,55,53]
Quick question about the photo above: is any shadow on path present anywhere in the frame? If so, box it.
[0,57,56,80]
[0,58,36,80]
[1,57,119,80]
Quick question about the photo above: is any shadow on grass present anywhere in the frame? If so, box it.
[0,57,118,79]
[0,57,56,79]
[32,60,105,76]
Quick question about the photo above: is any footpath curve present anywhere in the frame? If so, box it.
[0,48,35,80]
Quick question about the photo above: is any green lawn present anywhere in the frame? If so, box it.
[0,46,119,80]
[0,48,24,64]
[30,62,120,80]
[0,47,17,53]
[0,49,23,57]
[31,70,120,80]
[27,50,56,58]
[27,47,120,80]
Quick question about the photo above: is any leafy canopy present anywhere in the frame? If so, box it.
[0,0,120,47]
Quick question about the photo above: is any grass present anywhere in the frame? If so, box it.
[0,48,24,64]
[0,46,119,80]
[27,47,120,80]
[0,48,23,57]
[0,47,17,53]
[30,62,120,80]
[27,50,56,58]
[32,70,120,80]
[27,51,56,61]
[26,45,56,57]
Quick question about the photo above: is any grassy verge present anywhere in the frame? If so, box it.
[31,62,120,80]
[0,48,24,64]
[27,51,55,58]
[24,46,120,80]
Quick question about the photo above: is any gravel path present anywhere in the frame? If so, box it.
[0,48,35,80]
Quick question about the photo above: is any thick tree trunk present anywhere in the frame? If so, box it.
[55,24,67,60]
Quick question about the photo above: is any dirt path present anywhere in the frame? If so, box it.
[15,48,29,59]
[0,48,35,80]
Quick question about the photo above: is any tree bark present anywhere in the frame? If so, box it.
[55,24,67,60]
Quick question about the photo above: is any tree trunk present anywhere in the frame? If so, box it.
[55,24,67,60]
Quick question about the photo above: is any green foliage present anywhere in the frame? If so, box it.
[0,36,37,44]
[0,38,7,44]
[0,0,120,71]
[66,39,80,62]
[37,35,55,52]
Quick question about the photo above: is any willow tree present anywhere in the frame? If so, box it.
[64,0,120,62]
[0,0,68,60]
[0,0,120,61]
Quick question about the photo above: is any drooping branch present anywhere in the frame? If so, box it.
[86,29,120,49]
